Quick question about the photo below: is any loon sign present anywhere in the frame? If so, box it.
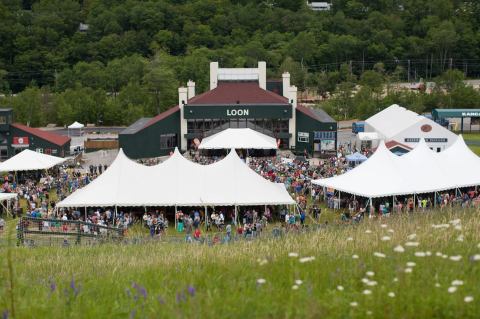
[227,109,249,116]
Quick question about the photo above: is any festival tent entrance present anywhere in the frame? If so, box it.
[0,193,18,216]
[0,149,68,172]
[198,128,278,150]
[56,148,294,213]
[68,121,84,136]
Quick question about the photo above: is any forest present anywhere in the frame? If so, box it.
[0,0,479,126]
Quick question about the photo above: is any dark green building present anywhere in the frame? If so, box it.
[0,108,71,159]
[119,62,337,159]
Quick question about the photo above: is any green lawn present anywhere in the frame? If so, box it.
[1,208,479,318]
[469,145,480,156]
[462,132,480,142]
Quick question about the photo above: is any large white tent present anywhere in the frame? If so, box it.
[0,149,68,172]
[56,148,294,208]
[312,136,480,199]
[198,128,277,150]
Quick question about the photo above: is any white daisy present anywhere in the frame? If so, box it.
[456,235,464,242]
[393,245,405,253]
[388,292,395,298]
[388,229,394,233]
[425,251,432,256]
[292,285,299,290]
[257,278,266,284]
[363,289,372,295]
[405,268,413,273]
[414,251,426,257]
[435,283,441,288]
[449,255,462,262]
[471,254,480,261]
[366,280,378,287]
[299,256,315,263]
[295,279,303,285]
[380,224,387,228]
[448,286,457,293]
[464,296,474,303]
[454,225,462,231]
[374,252,386,258]
[366,271,375,277]
[381,236,391,241]
[436,252,443,257]
[352,254,359,259]
[350,302,358,307]
[406,262,416,267]
[288,252,299,258]
[337,285,344,291]
[347,237,354,241]
[365,229,372,234]
[393,277,398,282]
[405,242,419,247]
[451,280,464,286]
[407,233,417,240]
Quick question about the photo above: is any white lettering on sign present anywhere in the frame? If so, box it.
[462,112,480,117]
[227,109,249,116]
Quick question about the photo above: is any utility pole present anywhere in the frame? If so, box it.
[407,59,411,83]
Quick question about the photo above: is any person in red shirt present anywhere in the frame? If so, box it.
[194,228,201,241]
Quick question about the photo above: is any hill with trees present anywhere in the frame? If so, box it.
[0,0,479,125]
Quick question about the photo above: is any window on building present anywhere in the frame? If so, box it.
[52,149,58,155]
[0,116,7,124]
[36,148,43,153]
[298,133,309,143]
[160,134,177,149]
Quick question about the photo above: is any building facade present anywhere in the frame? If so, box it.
[120,62,337,159]
[0,109,71,160]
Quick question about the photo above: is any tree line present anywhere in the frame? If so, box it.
[0,0,479,126]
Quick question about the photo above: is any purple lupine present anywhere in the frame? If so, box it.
[176,292,186,303]
[131,282,147,300]
[187,285,196,297]
[70,278,80,297]
[2,310,8,319]
[157,295,165,305]
[49,279,57,293]
[129,309,136,319]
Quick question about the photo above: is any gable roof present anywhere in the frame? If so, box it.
[120,118,152,135]
[365,104,422,139]
[385,140,413,151]
[11,123,70,146]
[297,104,336,123]
[143,105,180,130]
[187,82,289,105]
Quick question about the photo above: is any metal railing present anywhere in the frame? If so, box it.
[17,217,124,247]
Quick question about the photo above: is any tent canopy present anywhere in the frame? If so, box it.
[313,137,475,198]
[68,121,84,129]
[57,148,294,208]
[0,193,17,201]
[198,128,277,150]
[0,149,68,172]
[346,152,367,162]
[357,132,379,141]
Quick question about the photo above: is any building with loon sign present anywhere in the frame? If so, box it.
[119,61,337,158]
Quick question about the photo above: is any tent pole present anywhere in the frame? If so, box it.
[413,194,416,212]
[175,205,178,231]
[234,205,238,226]
[114,206,117,226]
[84,206,87,221]
[434,192,437,208]
[369,198,372,217]
[204,205,208,230]
[323,186,326,201]
[338,191,341,210]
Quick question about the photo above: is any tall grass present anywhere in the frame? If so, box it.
[1,209,480,318]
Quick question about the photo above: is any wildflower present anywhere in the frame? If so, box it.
[381,236,391,241]
[407,233,417,240]
[449,255,462,262]
[414,252,426,257]
[366,281,378,287]
[380,224,387,228]
[2,310,8,319]
[393,277,398,282]
[373,252,386,258]
[448,286,457,293]
[435,283,441,288]
[337,285,344,291]
[292,285,299,290]
[388,292,395,298]
[347,237,354,241]
[70,278,80,297]
[451,280,463,286]
[477,243,480,249]
[442,254,448,259]
[464,296,474,303]
[157,295,165,304]
[366,271,375,277]
[299,256,315,263]
[405,242,419,247]
[426,251,432,256]
[406,262,416,267]
[176,292,186,303]
[456,235,464,242]
[393,245,405,253]
[363,289,372,295]
[257,258,268,266]
[350,302,358,307]
[130,309,136,319]
[449,219,461,225]
[187,285,196,297]
[436,252,443,257]
[365,230,372,234]
[404,268,413,273]
[352,254,359,259]
[49,278,56,293]
[256,278,266,285]
[432,224,450,229]
[295,279,303,285]
[454,225,462,231]
[288,252,299,258]
[366,310,373,316]
[132,282,147,300]
[470,254,480,261]
[388,229,394,233]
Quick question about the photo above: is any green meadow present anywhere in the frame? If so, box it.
[1,209,480,318]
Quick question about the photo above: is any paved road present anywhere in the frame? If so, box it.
[49,127,126,136]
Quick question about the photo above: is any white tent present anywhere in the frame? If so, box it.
[313,137,480,199]
[0,149,68,172]
[198,128,277,150]
[56,148,294,208]
[68,121,84,129]
[0,192,17,217]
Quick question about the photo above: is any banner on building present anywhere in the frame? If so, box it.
[12,137,29,147]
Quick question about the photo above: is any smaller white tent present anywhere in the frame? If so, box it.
[0,149,68,172]
[0,192,17,217]
[198,128,277,150]
[68,121,84,129]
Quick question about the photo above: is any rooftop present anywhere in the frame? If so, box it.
[297,104,336,123]
[187,82,289,106]
[12,123,71,146]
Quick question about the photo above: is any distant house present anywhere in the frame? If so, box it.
[307,1,331,11]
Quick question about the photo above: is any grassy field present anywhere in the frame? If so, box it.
[1,209,480,318]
